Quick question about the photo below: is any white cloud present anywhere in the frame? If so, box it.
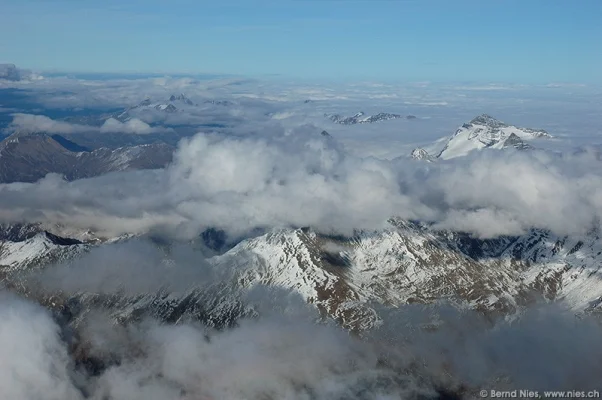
[1,75,602,240]
[0,124,601,240]
[2,287,602,399]
[6,114,172,136]
[100,117,167,135]
[0,294,82,400]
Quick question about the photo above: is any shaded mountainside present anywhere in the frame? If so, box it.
[0,133,173,183]
[2,220,601,333]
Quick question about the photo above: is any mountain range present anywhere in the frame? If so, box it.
[326,111,416,125]
[2,215,601,334]
[115,94,197,122]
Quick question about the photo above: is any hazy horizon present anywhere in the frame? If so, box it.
[2,0,601,83]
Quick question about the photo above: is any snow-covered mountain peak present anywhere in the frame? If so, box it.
[128,94,197,112]
[117,96,184,121]
[410,147,435,162]
[326,111,404,125]
[154,103,177,112]
[0,231,86,271]
[2,218,602,333]
[437,114,551,159]
[468,114,507,129]
[169,93,194,105]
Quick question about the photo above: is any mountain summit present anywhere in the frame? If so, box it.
[437,114,550,159]
[410,114,551,161]
[410,147,435,161]
[326,111,404,125]
[169,93,194,105]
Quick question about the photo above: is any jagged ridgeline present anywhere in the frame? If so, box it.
[2,218,601,333]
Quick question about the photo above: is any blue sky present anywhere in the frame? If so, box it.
[1,0,601,83]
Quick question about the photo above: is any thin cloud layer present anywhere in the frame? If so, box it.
[7,113,96,134]
[6,113,172,136]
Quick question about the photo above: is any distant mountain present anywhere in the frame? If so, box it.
[410,148,435,162]
[204,99,234,106]
[116,94,196,122]
[326,111,408,125]
[0,133,173,183]
[0,64,21,81]
[169,93,195,105]
[410,114,550,161]
[436,114,550,159]
[0,63,39,81]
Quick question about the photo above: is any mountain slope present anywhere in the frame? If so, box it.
[0,231,86,272]
[211,221,602,329]
[0,133,173,183]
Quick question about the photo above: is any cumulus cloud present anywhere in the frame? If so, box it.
[0,290,423,400]
[2,286,602,400]
[413,149,602,237]
[0,123,601,239]
[100,117,168,135]
[0,293,82,400]
[0,125,413,238]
